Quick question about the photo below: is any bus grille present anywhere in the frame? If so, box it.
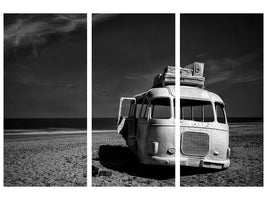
[181,132,209,156]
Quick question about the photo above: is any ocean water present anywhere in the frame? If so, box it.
[5,118,86,129]
[227,117,263,123]
[4,118,87,135]
[92,118,117,130]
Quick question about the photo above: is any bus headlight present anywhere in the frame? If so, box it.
[152,142,159,154]
[227,147,231,159]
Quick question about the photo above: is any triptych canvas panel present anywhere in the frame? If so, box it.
[3,13,263,187]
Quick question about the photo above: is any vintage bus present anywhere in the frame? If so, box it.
[117,67,175,166]
[180,62,230,169]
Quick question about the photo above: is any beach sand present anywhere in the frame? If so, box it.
[180,122,263,186]
[4,132,87,186]
[92,131,175,187]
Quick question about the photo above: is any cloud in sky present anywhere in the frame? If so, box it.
[204,52,263,85]
[4,14,86,58]
[123,69,160,81]
[92,14,118,26]
[4,14,87,118]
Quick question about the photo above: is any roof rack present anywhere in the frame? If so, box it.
[153,66,175,88]
[180,62,205,89]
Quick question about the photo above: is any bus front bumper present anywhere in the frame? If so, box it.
[143,155,175,166]
[180,157,230,169]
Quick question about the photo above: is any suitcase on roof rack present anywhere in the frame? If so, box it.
[180,75,205,88]
[153,66,175,87]
[183,62,204,77]
[180,62,205,88]
[164,66,175,74]
[180,67,192,76]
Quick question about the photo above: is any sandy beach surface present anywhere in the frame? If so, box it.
[4,132,87,186]
[181,122,263,186]
[92,131,175,187]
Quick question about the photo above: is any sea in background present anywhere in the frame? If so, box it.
[227,117,263,123]
[4,118,87,135]
[92,117,263,131]
[92,118,117,130]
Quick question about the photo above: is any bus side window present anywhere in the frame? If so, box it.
[135,98,143,118]
[216,103,226,124]
[141,99,148,118]
[129,100,136,117]
[136,103,142,118]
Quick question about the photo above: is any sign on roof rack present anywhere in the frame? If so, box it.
[153,66,175,87]
[180,62,205,88]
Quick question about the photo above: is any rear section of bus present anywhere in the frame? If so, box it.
[137,86,175,166]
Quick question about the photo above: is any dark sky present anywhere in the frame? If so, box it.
[4,14,87,118]
[92,14,175,118]
[181,14,263,118]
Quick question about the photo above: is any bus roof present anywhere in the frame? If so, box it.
[134,85,175,99]
[180,85,224,103]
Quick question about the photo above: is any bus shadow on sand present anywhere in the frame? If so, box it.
[180,166,223,176]
[98,145,175,180]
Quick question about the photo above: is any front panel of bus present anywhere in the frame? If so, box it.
[180,98,230,169]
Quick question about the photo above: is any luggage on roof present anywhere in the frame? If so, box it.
[183,62,204,77]
[180,62,205,88]
[153,66,175,87]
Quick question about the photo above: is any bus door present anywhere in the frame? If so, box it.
[117,97,137,146]
[136,98,149,160]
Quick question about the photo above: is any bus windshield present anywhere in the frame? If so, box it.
[151,98,171,119]
[180,99,214,122]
